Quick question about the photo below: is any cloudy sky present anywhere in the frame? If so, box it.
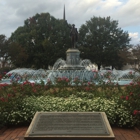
[0,0,140,45]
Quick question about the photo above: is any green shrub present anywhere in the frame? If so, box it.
[1,95,137,127]
[0,76,139,128]
[119,82,140,127]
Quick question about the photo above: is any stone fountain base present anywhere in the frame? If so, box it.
[59,48,85,70]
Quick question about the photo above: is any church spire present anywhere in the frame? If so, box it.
[63,4,65,21]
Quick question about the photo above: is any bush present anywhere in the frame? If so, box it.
[0,95,137,127]
[119,82,140,127]
[0,77,139,128]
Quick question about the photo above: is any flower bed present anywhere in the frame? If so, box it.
[0,76,140,128]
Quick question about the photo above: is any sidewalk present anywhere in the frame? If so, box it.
[0,126,140,140]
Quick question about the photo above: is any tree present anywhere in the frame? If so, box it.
[131,44,140,69]
[118,47,133,67]
[78,16,131,69]
[10,13,71,69]
[0,35,10,68]
[8,42,28,67]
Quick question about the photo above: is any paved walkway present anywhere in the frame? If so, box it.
[0,126,140,140]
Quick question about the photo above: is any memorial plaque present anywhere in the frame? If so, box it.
[30,113,109,135]
[24,112,115,140]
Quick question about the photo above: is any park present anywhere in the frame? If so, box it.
[0,6,140,140]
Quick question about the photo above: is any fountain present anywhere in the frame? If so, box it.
[1,24,140,85]
[43,47,99,85]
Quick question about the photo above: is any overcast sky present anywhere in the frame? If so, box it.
[0,0,140,45]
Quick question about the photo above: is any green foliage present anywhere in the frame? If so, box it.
[119,82,140,126]
[9,14,131,69]
[131,44,140,70]
[0,34,10,68]
[0,67,15,74]
[78,16,131,69]
[0,95,136,127]
[8,42,28,67]
[0,76,140,127]
[10,13,71,68]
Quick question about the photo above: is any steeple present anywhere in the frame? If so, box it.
[63,4,65,21]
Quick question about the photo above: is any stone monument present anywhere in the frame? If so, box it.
[59,24,85,70]
[24,112,115,140]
